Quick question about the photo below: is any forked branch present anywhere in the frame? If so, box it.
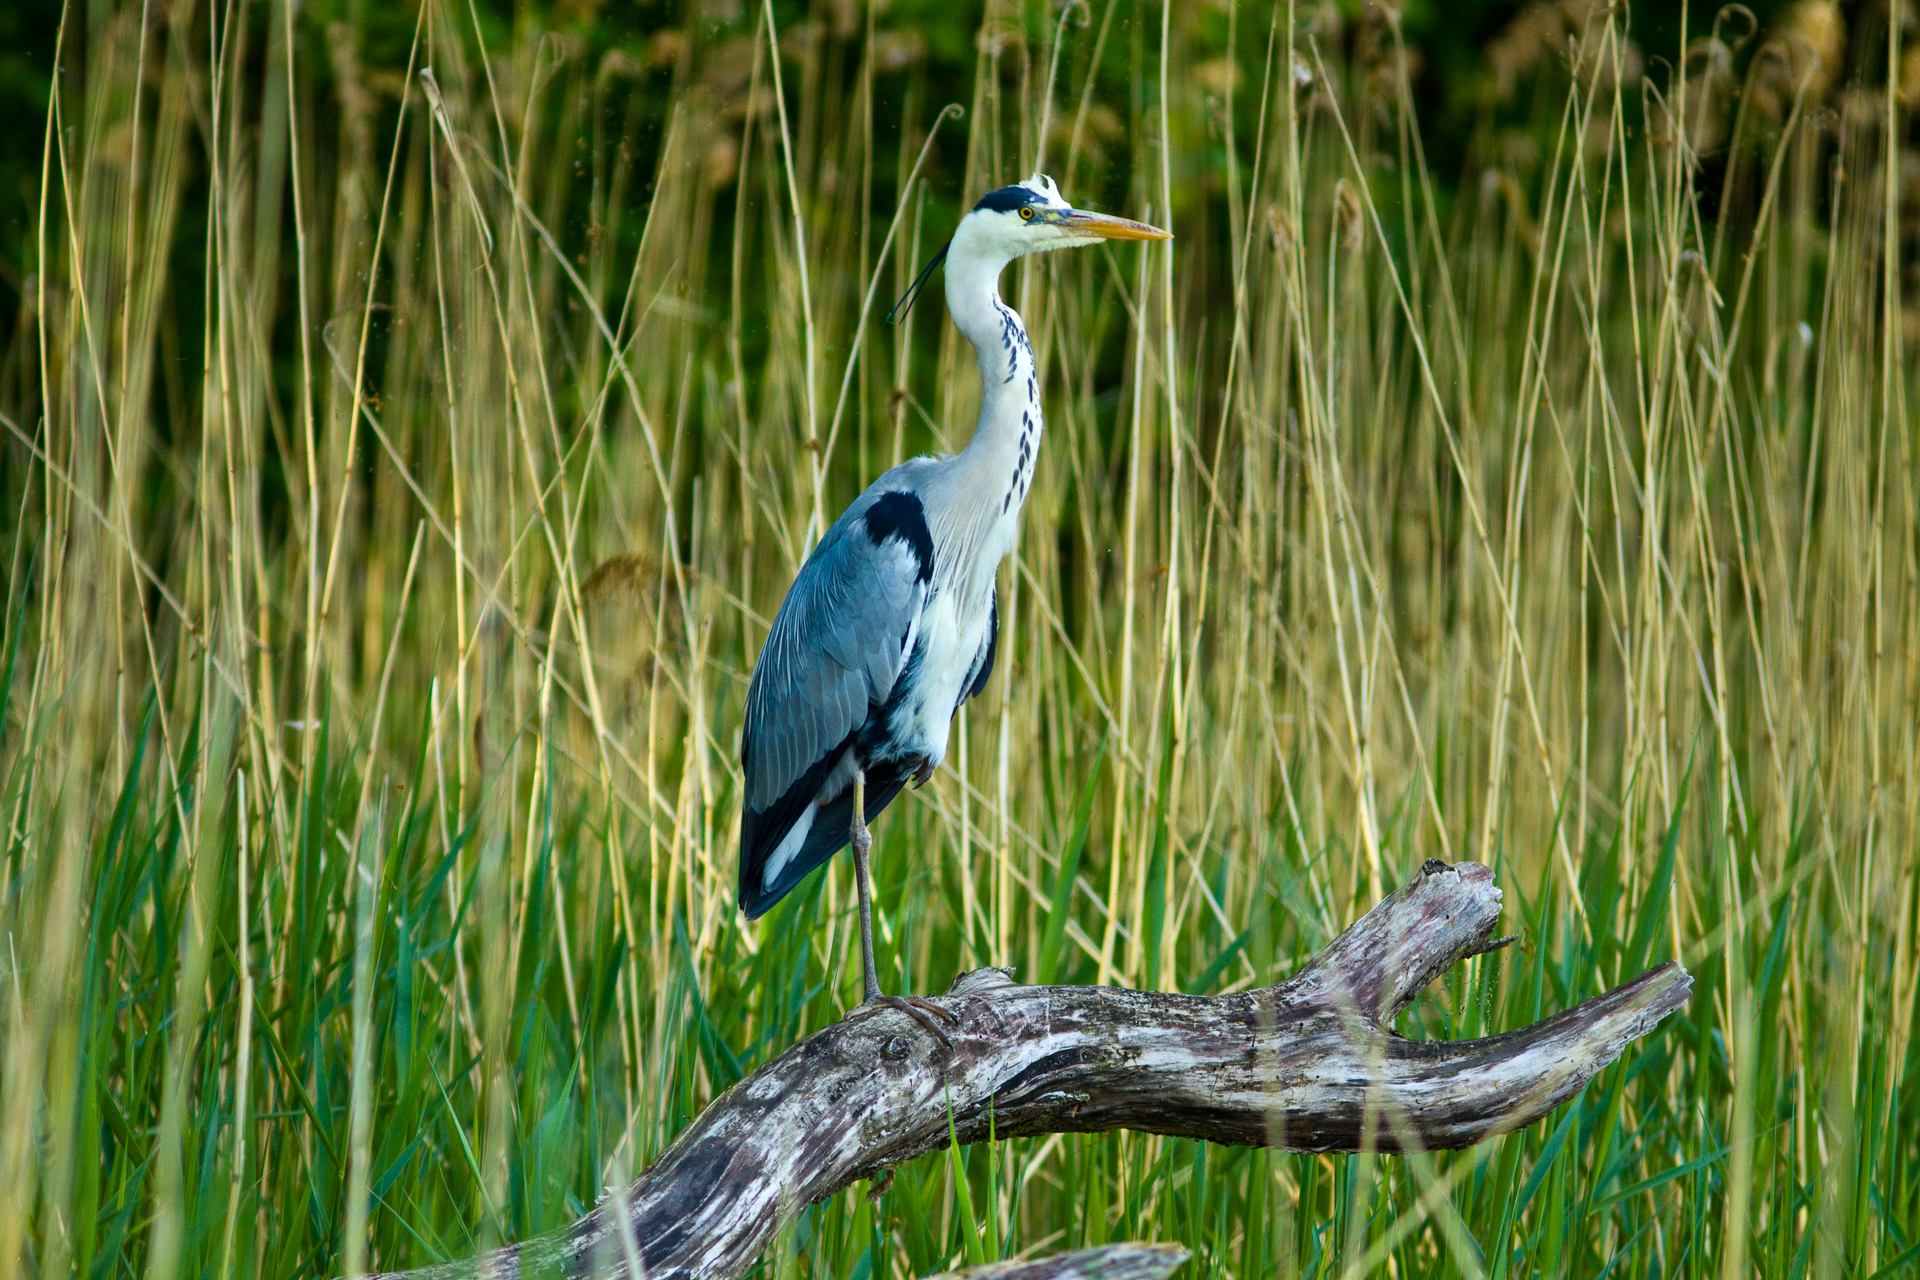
[374,861,1690,1280]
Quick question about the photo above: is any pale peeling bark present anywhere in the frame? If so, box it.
[371,861,1691,1280]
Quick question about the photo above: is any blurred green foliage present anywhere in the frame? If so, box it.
[0,0,1818,332]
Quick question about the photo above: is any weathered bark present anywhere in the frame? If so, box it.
[373,861,1690,1280]
[931,1244,1191,1280]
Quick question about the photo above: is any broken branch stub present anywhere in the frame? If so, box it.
[372,861,1690,1280]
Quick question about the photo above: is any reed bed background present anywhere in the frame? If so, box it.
[0,0,1915,1276]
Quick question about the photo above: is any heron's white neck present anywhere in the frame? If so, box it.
[945,249,1041,518]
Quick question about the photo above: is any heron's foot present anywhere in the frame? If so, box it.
[864,993,960,1047]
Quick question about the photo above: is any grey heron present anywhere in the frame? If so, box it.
[739,174,1170,1040]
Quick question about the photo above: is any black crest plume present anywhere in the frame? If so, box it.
[885,240,951,326]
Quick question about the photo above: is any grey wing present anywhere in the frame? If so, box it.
[741,490,934,817]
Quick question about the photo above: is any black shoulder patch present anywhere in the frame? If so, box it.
[973,185,1043,214]
[862,491,935,583]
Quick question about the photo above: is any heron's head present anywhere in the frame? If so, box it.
[887,175,1169,324]
[957,173,1171,258]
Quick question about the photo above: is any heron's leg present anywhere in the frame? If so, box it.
[848,769,881,1003]
[848,769,957,1045]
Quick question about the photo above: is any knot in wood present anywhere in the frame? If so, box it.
[947,966,1020,996]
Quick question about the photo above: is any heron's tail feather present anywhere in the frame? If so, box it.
[739,762,912,920]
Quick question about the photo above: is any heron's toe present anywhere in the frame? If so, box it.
[901,994,960,1025]
[867,994,955,1047]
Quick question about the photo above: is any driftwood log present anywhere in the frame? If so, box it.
[373,860,1690,1280]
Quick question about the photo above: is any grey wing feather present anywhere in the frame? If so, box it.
[743,502,927,813]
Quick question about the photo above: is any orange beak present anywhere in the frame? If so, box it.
[1058,209,1173,240]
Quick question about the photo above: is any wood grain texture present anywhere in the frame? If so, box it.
[368,861,1690,1280]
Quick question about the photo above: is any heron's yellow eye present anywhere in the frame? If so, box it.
[1019,206,1034,220]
